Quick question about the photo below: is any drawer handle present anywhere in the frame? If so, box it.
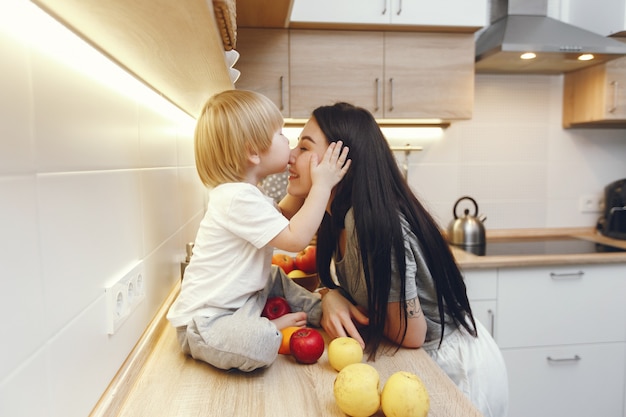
[279,75,285,111]
[609,80,618,113]
[374,78,380,112]
[487,309,495,337]
[550,271,584,280]
[547,355,581,363]
[389,78,394,112]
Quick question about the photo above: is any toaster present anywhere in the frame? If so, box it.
[597,178,626,240]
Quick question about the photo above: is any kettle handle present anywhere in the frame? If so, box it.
[453,196,479,219]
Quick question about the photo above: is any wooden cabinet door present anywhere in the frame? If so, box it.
[383,32,474,119]
[289,30,384,118]
[562,57,626,127]
[605,57,626,120]
[235,29,290,116]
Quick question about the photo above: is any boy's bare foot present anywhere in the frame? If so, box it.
[271,311,307,330]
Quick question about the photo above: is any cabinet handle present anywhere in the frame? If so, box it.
[396,0,403,15]
[549,271,584,280]
[381,0,387,15]
[609,80,618,113]
[375,78,380,112]
[487,309,495,337]
[389,78,394,112]
[547,355,581,363]
[279,75,284,111]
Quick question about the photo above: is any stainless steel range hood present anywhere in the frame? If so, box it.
[476,0,626,74]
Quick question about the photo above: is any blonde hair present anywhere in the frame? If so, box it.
[194,89,284,187]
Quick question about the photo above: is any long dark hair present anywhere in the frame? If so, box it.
[314,102,477,358]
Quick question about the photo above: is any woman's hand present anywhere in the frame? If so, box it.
[320,289,369,348]
[309,141,351,191]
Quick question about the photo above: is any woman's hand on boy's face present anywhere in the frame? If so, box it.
[309,141,351,190]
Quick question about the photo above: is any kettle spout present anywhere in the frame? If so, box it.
[478,214,487,223]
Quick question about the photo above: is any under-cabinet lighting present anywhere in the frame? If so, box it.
[283,125,443,149]
[520,52,537,60]
[0,0,192,124]
[283,118,446,147]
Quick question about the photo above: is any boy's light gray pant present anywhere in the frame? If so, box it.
[176,266,322,372]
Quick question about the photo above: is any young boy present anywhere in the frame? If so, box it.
[167,90,350,371]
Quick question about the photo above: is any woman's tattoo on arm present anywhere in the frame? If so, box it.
[406,299,423,319]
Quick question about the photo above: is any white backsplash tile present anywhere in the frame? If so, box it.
[0,352,48,417]
[138,105,183,168]
[37,171,143,336]
[178,165,207,225]
[0,176,46,378]
[140,168,182,256]
[0,27,35,175]
[31,50,140,173]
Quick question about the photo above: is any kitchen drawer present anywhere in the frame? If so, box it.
[497,264,626,348]
[502,343,626,417]
[462,269,497,300]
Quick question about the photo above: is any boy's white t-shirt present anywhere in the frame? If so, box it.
[167,182,289,327]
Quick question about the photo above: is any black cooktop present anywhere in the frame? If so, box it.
[458,237,626,257]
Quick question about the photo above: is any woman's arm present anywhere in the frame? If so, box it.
[384,297,427,348]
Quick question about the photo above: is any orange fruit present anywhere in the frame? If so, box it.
[279,326,301,355]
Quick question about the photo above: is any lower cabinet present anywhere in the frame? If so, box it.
[502,343,625,417]
[462,268,498,338]
[464,263,626,417]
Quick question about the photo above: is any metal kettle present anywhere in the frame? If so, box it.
[448,196,487,246]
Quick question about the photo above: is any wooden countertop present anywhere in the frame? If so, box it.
[104,284,482,417]
[451,227,626,269]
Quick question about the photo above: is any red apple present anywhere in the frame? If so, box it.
[289,327,325,364]
[261,296,291,320]
[294,245,317,273]
[272,253,295,274]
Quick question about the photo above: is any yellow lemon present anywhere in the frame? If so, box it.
[381,371,430,417]
[333,363,380,417]
[328,337,363,371]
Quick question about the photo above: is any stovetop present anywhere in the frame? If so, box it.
[458,237,626,257]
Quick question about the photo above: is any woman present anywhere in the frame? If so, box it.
[285,102,508,417]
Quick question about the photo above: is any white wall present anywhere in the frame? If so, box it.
[0,3,205,416]
[405,74,626,231]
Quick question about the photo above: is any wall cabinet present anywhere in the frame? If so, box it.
[235,29,290,117]
[496,263,626,417]
[567,0,626,37]
[289,29,474,120]
[562,57,626,128]
[289,0,487,30]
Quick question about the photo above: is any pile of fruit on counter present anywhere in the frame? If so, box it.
[261,296,430,417]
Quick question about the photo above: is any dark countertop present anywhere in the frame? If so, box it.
[451,227,626,269]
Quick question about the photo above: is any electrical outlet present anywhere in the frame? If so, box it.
[105,261,145,334]
[579,194,604,213]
